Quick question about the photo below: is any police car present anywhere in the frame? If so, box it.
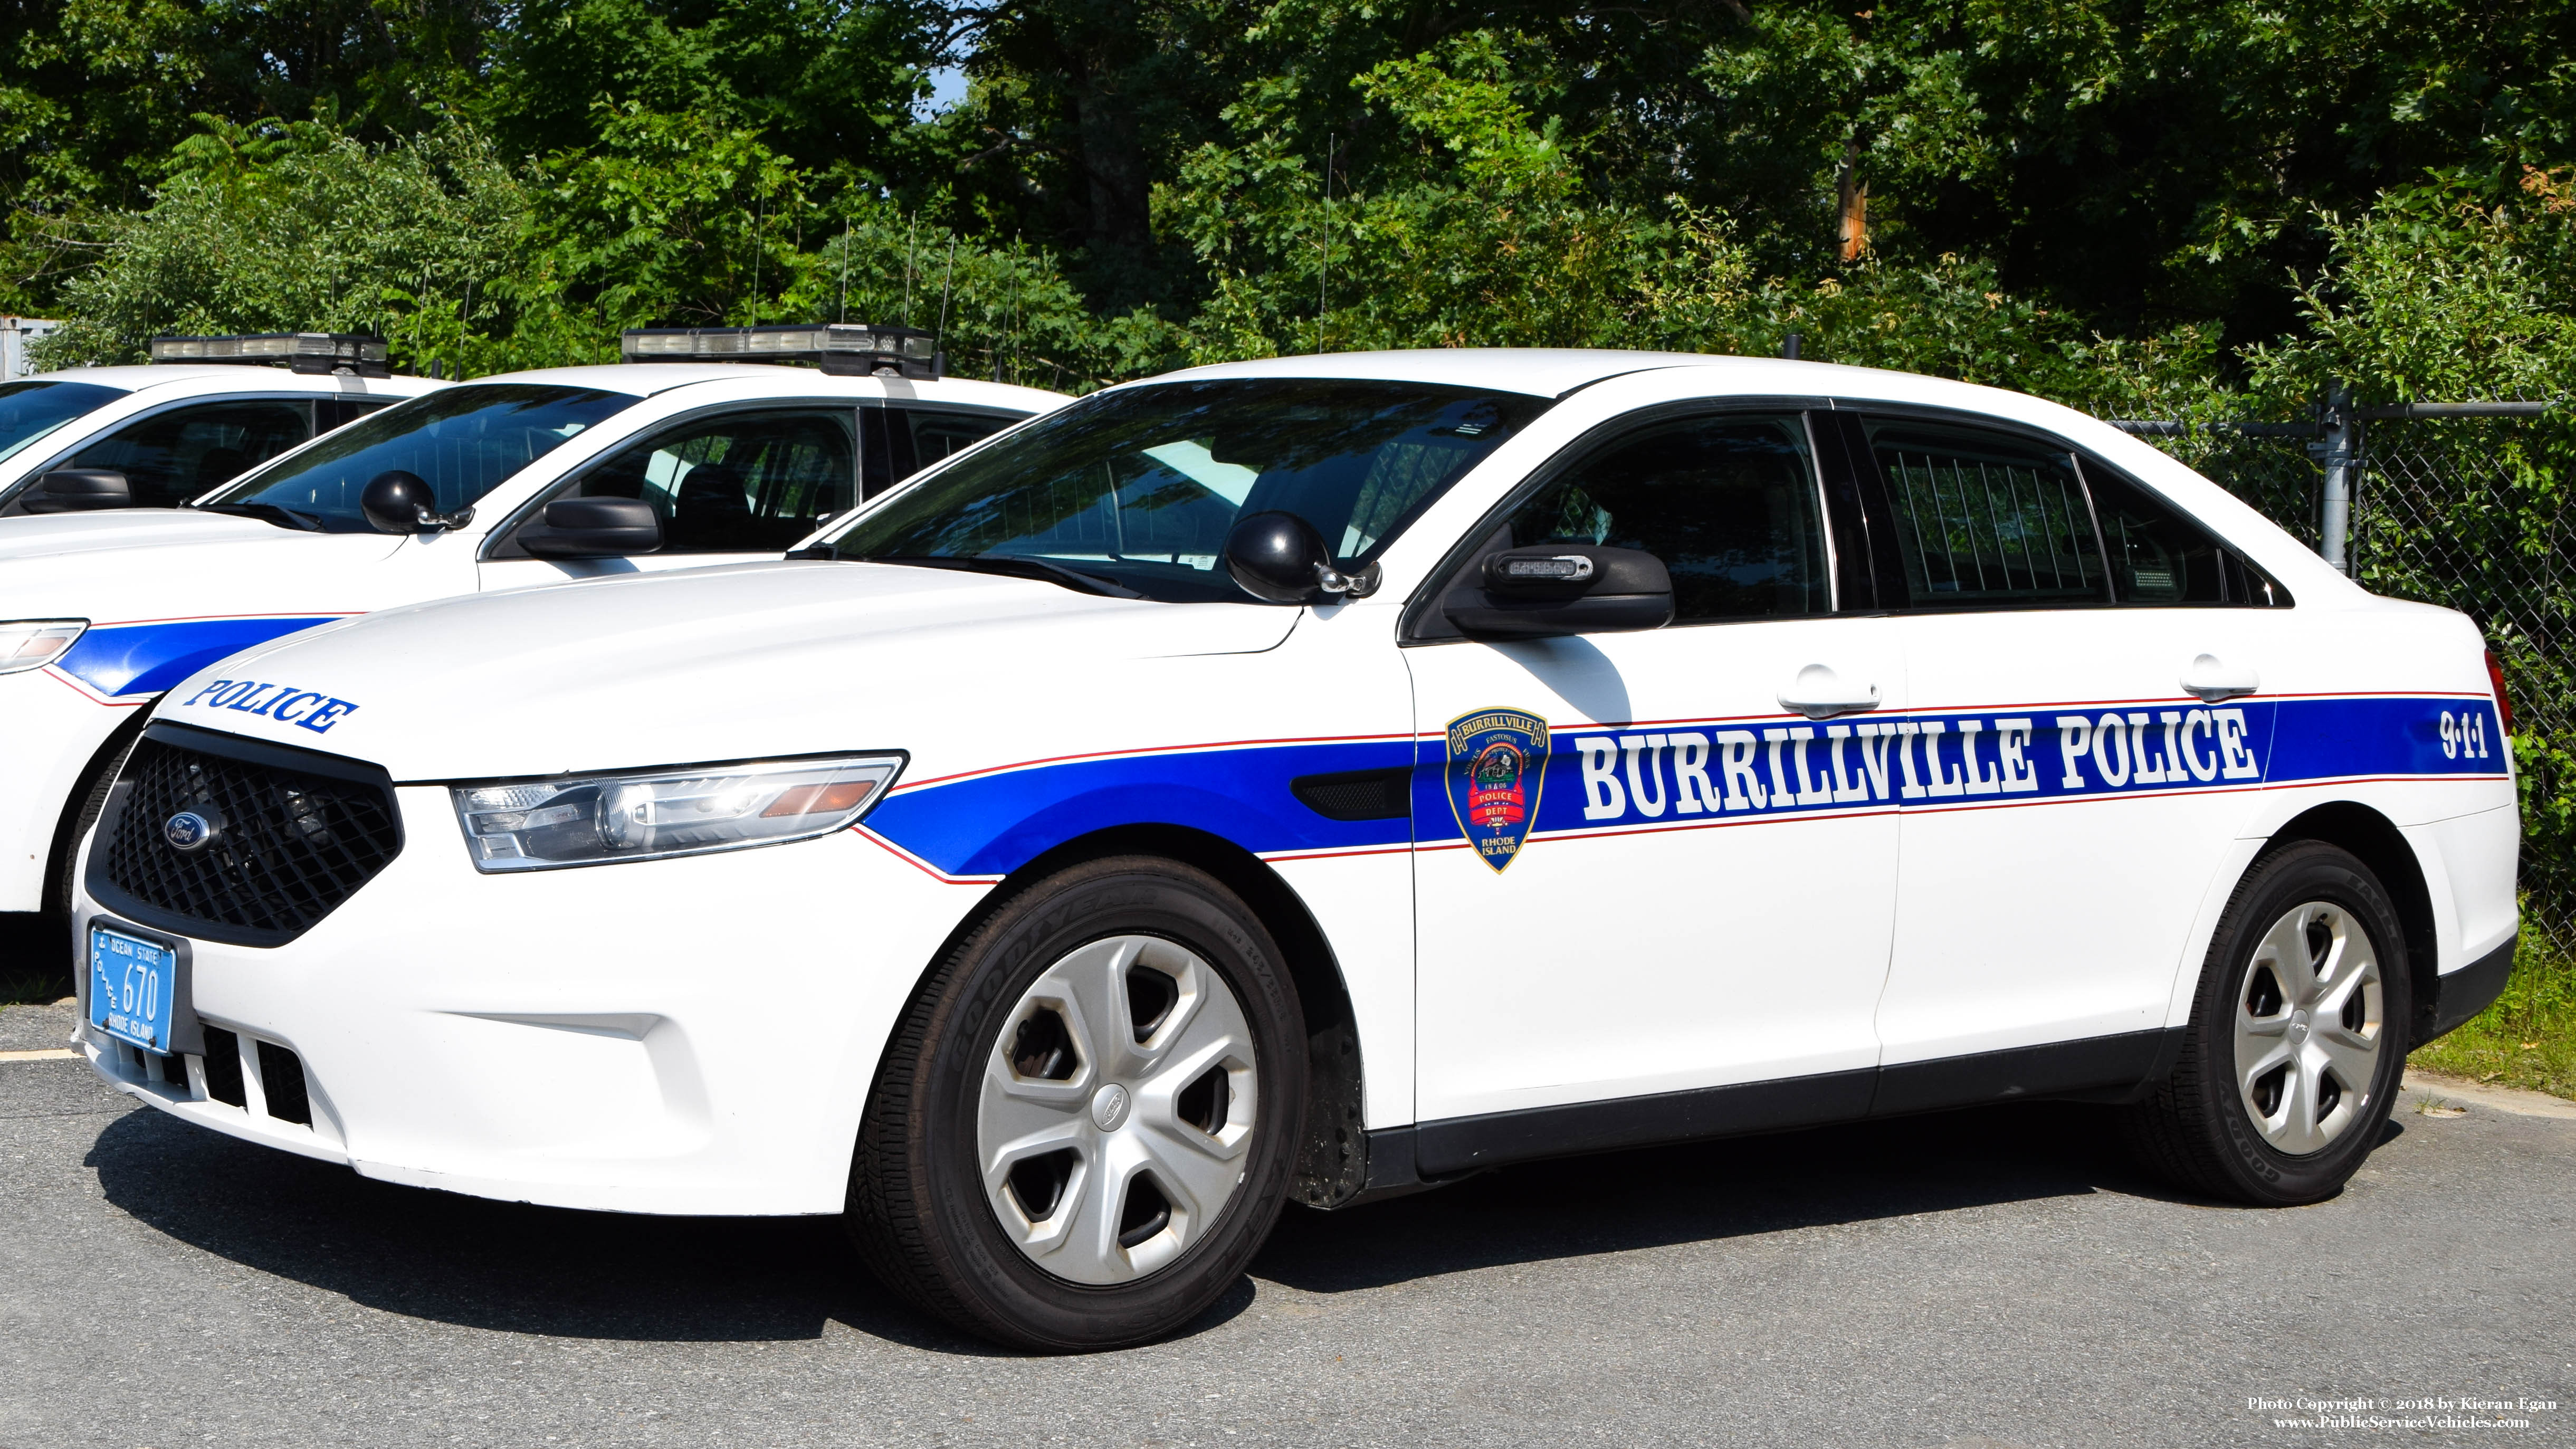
[0,333,441,515]
[0,325,1060,935]
[67,349,2516,1351]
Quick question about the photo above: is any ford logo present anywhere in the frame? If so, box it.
[163,810,221,853]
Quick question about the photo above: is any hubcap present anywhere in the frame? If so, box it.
[976,935,1257,1284]
[2234,901,2383,1156]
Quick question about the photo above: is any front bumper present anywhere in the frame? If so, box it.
[74,783,984,1215]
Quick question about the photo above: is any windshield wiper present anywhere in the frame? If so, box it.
[857,553,1146,599]
[196,501,325,532]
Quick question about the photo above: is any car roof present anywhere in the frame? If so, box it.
[1143,348,1765,398]
[1144,348,2055,404]
[14,365,446,396]
[472,363,1070,412]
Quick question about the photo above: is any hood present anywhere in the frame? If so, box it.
[0,508,290,562]
[157,560,1303,779]
[0,510,407,621]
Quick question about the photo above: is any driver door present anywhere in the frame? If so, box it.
[1407,411,1904,1162]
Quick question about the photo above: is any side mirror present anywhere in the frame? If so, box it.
[23,469,130,514]
[1222,510,1379,604]
[360,470,470,535]
[520,497,663,558]
[1443,545,1674,639]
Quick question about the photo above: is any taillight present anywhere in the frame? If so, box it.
[2486,647,2515,736]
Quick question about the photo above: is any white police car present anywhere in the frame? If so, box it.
[0,333,440,515]
[0,325,1060,935]
[69,349,2517,1350]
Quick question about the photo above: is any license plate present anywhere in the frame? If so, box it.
[88,924,179,1054]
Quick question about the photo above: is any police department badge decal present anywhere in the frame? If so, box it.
[1445,709,1549,873]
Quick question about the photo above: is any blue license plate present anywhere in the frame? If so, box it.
[89,924,179,1054]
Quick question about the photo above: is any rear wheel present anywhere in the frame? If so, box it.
[2124,841,2410,1205]
[847,855,1305,1350]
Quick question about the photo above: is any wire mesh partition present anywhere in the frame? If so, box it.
[2113,410,2575,966]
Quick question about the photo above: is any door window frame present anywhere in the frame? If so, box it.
[1399,397,1845,644]
[0,393,324,512]
[480,399,863,561]
[1824,403,2293,614]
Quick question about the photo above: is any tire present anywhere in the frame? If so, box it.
[847,855,1307,1350]
[2123,840,2411,1205]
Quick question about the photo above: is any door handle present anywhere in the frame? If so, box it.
[1779,663,1882,720]
[2182,653,2259,702]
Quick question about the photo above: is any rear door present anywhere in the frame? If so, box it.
[1406,409,1903,1156]
[1837,411,2288,1093]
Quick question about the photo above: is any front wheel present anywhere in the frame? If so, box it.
[2123,841,2411,1205]
[847,856,1306,1350]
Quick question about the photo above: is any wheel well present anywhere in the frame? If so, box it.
[2262,802,2441,1046]
[47,705,152,916]
[981,824,1370,1209]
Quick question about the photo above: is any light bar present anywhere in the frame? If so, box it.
[619,324,941,378]
[148,332,392,378]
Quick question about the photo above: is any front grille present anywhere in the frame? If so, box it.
[97,731,403,943]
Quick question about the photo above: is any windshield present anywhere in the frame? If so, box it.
[0,379,127,466]
[825,378,1549,602]
[201,383,638,531]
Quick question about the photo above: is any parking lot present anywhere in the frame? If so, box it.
[3,997,2569,1449]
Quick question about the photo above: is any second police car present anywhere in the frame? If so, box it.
[68,349,2517,1350]
[0,325,1061,936]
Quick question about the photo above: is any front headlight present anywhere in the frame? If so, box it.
[451,754,905,872]
[0,619,85,674]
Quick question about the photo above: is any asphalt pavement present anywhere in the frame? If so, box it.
[3,998,2570,1449]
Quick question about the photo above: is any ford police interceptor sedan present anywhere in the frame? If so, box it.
[0,326,1061,936]
[68,349,2516,1350]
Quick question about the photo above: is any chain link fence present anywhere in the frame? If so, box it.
[2116,410,2574,967]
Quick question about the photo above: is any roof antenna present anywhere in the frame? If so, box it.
[839,218,852,323]
[750,189,767,318]
[1317,134,1334,355]
[1782,332,1803,360]
[933,234,958,378]
[904,213,919,327]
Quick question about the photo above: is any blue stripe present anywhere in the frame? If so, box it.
[866,694,2507,880]
[56,617,343,699]
[865,740,1417,877]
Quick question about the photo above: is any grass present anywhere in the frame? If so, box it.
[0,971,70,1006]
[2409,920,2576,1099]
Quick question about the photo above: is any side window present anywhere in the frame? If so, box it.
[1865,421,2105,608]
[2082,463,2282,605]
[316,397,396,433]
[1496,413,1829,622]
[903,409,1010,471]
[69,401,310,508]
[571,410,856,553]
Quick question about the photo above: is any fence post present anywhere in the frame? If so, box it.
[2320,382,2358,574]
